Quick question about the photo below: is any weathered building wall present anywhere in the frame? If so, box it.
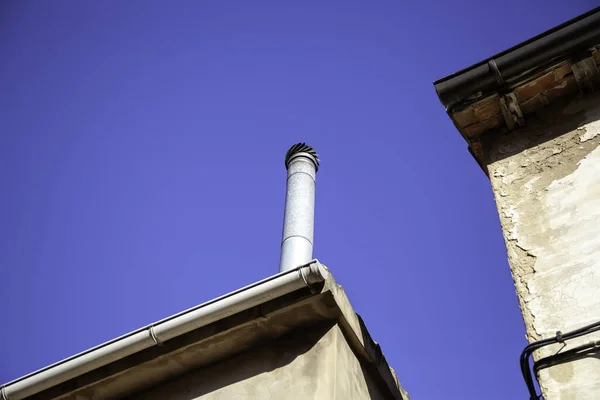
[130,321,385,400]
[485,92,600,399]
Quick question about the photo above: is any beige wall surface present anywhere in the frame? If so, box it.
[486,93,600,399]
[129,321,385,400]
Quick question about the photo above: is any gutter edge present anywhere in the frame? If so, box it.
[432,6,600,86]
[0,261,328,400]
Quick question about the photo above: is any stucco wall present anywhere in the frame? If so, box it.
[129,321,385,400]
[485,92,600,399]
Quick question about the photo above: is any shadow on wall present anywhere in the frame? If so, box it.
[355,313,405,400]
[128,321,335,400]
[535,346,600,380]
[482,93,600,164]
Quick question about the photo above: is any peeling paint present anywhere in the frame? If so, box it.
[486,92,600,399]
[579,120,600,142]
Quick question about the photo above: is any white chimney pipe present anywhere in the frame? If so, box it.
[279,143,320,272]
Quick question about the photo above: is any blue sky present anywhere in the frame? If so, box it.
[0,1,597,398]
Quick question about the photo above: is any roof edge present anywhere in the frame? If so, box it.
[433,6,600,108]
[0,262,329,400]
[322,276,409,400]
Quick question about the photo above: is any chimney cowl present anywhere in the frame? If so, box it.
[285,143,320,172]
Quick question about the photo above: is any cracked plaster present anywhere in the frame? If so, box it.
[485,93,600,399]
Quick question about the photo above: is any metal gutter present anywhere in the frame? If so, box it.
[433,6,600,109]
[0,262,329,400]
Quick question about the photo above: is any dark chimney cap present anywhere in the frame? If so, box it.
[285,143,320,172]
